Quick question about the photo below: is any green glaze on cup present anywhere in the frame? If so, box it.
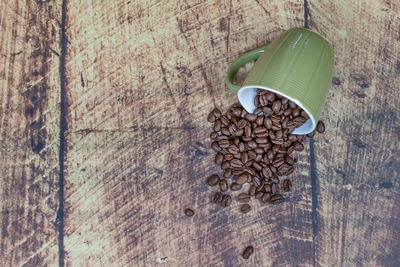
[226,28,334,134]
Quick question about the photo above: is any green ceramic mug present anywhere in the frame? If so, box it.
[226,28,334,134]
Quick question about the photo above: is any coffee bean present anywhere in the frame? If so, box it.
[272,158,284,168]
[270,175,280,184]
[224,153,234,161]
[218,179,229,192]
[214,120,221,132]
[234,128,244,136]
[241,152,249,164]
[256,116,264,125]
[212,108,222,118]
[255,137,268,144]
[254,126,267,134]
[230,183,242,191]
[206,174,220,186]
[252,176,261,187]
[284,155,295,165]
[238,119,248,129]
[316,120,325,133]
[283,179,292,192]
[220,115,230,126]
[226,110,233,120]
[271,194,284,204]
[238,193,251,202]
[223,169,232,178]
[240,204,251,213]
[215,152,224,165]
[301,110,309,119]
[221,127,230,136]
[207,112,216,123]
[228,146,240,154]
[211,141,221,152]
[245,113,257,122]
[230,159,242,168]
[244,126,252,138]
[240,109,248,118]
[262,167,272,178]
[242,245,254,259]
[286,166,294,175]
[232,167,243,176]
[294,142,304,151]
[264,184,272,193]
[288,101,297,109]
[184,208,194,217]
[255,191,263,199]
[236,174,248,185]
[249,185,257,196]
[254,95,260,107]
[210,131,218,139]
[218,139,230,148]
[212,192,223,203]
[255,153,263,162]
[221,161,230,170]
[261,192,272,203]
[271,183,279,194]
[232,108,242,117]
[272,100,282,113]
[222,194,232,207]
[252,161,262,171]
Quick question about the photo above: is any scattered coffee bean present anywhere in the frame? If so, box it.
[271,194,284,204]
[206,174,219,186]
[219,179,229,192]
[184,208,194,217]
[316,120,325,133]
[240,204,251,213]
[237,193,251,202]
[222,194,232,207]
[283,179,292,192]
[212,192,224,204]
[242,246,254,259]
[231,183,242,191]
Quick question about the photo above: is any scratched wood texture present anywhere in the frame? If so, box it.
[308,1,400,266]
[0,0,61,266]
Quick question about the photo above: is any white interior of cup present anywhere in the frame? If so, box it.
[237,86,316,135]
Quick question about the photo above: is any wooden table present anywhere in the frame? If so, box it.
[1,0,399,266]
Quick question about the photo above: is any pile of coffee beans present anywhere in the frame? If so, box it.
[204,89,326,259]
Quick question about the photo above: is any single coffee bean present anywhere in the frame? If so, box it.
[238,193,251,202]
[264,184,272,193]
[232,108,242,117]
[219,179,229,192]
[215,134,229,141]
[261,192,272,203]
[262,167,272,179]
[215,152,224,165]
[223,169,232,178]
[240,204,251,213]
[232,167,243,176]
[270,175,280,184]
[254,126,267,134]
[238,119,248,129]
[245,113,257,122]
[255,191,263,199]
[286,166,295,175]
[247,141,258,149]
[288,100,297,109]
[240,108,248,118]
[244,126,252,138]
[249,185,257,196]
[224,153,234,161]
[252,176,261,187]
[206,174,220,186]
[271,183,279,194]
[221,161,230,170]
[301,110,309,119]
[236,174,248,185]
[211,141,221,152]
[292,108,300,117]
[284,155,295,165]
[240,152,248,163]
[184,208,194,217]
[212,192,224,203]
[234,128,244,136]
[223,194,232,207]
[230,183,242,191]
[207,112,216,122]
[218,139,230,148]
[255,153,263,162]
[255,137,268,144]
[254,95,260,107]
[316,120,325,133]
[252,161,262,171]
[293,142,304,151]
[283,179,292,192]
[221,127,230,136]
[272,100,282,113]
[226,110,233,120]
[212,108,222,118]
[283,108,292,116]
[220,115,230,126]
[214,120,222,132]
[266,91,275,102]
[230,159,243,168]
[272,158,285,168]
[228,145,240,154]
[210,131,218,139]
[238,142,245,152]
[271,194,284,204]
[242,245,254,259]
[256,116,264,125]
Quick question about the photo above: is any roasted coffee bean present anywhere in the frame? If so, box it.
[283,108,292,116]
[255,191,263,199]
[245,113,257,122]
[184,208,194,217]
[252,161,262,171]
[230,183,242,191]
[226,110,233,120]
[301,110,309,119]
[272,158,285,168]
[228,145,240,154]
[266,91,275,102]
[286,166,295,175]
[271,183,279,194]
[272,100,282,113]
[216,135,229,142]
[210,131,218,139]
[221,127,230,136]
[270,165,277,175]
[284,155,295,165]
[288,134,297,142]
[287,145,295,155]
[222,194,232,207]
[248,150,257,160]
[255,137,268,144]
[246,141,257,149]
[270,175,280,184]
[254,95,260,107]
[241,109,248,118]
[271,138,284,145]
[306,130,315,138]
[316,120,325,133]
[223,169,232,178]
[293,142,304,151]
[213,192,224,203]
[212,108,222,118]
[236,174,248,185]
[214,120,222,132]
[238,193,251,202]
[253,148,263,154]
[249,185,257,196]
[264,118,272,129]
[224,153,233,161]
[240,204,251,213]
[292,108,300,117]
[254,126,267,134]
[219,139,230,148]
[237,119,247,129]
[220,115,230,126]
[262,167,272,178]
[252,176,261,187]
[211,141,221,152]
[232,168,244,176]
[234,128,244,136]
[245,167,256,176]
[230,159,243,168]
[256,116,264,125]
[271,194,284,204]
[261,192,272,203]
[215,152,224,165]
[232,108,242,117]
[244,126,252,138]
[283,179,292,192]
[221,161,230,170]
[206,174,220,186]
[233,153,241,159]
[241,152,249,164]
[264,184,272,193]
[288,101,297,109]
[242,245,254,259]
[228,124,237,136]
[207,112,216,122]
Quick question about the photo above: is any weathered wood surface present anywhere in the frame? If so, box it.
[1,0,399,266]
[0,1,61,266]
[309,1,400,266]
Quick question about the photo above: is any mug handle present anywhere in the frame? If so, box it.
[225,45,269,93]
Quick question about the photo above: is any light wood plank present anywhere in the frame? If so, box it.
[0,0,62,266]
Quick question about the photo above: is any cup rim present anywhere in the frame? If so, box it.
[237,86,316,135]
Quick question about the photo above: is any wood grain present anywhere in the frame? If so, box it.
[63,0,312,266]
[0,0,61,266]
[308,0,400,266]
